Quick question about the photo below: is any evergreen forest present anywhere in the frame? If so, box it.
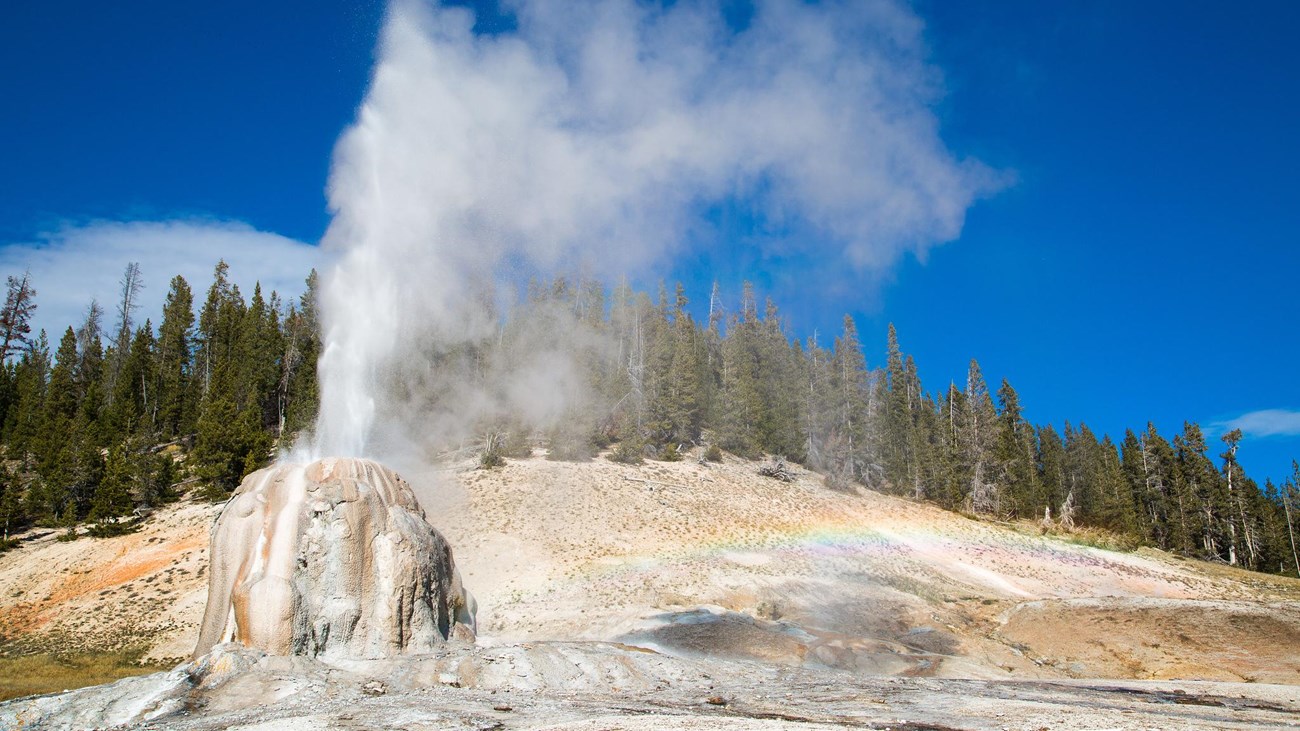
[0,265,1297,580]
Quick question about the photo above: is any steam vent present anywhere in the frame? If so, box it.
[194,457,475,660]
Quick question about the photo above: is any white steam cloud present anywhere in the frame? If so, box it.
[312,0,1001,460]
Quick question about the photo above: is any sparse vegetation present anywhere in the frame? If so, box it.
[86,517,139,538]
[608,439,644,465]
[758,458,794,482]
[1041,523,1142,553]
[478,433,508,470]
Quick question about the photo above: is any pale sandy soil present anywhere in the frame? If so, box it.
[422,450,1300,683]
[2,449,1299,686]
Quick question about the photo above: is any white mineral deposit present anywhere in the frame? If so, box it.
[194,457,475,660]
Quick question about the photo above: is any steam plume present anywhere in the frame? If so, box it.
[312,0,999,461]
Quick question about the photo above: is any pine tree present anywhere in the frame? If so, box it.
[1254,477,1290,575]
[1174,423,1227,562]
[754,298,803,460]
[607,280,649,449]
[193,267,272,493]
[105,324,157,438]
[1059,422,1128,529]
[1036,423,1067,522]
[801,331,835,479]
[33,326,82,524]
[1094,435,1138,535]
[88,443,134,535]
[0,463,25,544]
[0,361,15,439]
[911,391,949,503]
[156,275,195,439]
[961,359,998,514]
[643,286,676,447]
[934,382,967,509]
[0,272,37,363]
[882,324,911,488]
[280,270,319,437]
[821,316,871,485]
[105,262,143,404]
[1219,429,1261,568]
[715,284,763,457]
[195,261,233,399]
[44,328,80,428]
[194,396,270,493]
[241,283,284,433]
[702,281,725,439]
[663,284,706,446]
[73,302,107,448]
[66,408,106,521]
[130,434,178,508]
[5,331,49,465]
[994,379,1041,518]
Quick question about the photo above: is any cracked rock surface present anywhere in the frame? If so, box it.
[4,641,1299,730]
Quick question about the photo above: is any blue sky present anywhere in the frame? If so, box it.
[1,0,1296,484]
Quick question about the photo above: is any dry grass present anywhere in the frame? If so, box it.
[1044,524,1142,553]
[0,651,166,702]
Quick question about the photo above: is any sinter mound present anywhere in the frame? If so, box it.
[194,457,475,660]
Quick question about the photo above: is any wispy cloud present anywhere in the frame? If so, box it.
[0,219,322,341]
[1212,409,1300,439]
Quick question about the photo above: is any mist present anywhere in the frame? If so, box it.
[310,0,999,464]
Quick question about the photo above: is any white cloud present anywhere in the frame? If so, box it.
[1215,409,1300,439]
[0,219,322,342]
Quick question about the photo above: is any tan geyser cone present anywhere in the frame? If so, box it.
[193,457,475,659]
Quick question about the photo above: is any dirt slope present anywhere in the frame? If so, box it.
[2,450,1299,684]
[0,499,214,663]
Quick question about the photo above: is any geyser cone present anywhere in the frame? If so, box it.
[194,457,475,660]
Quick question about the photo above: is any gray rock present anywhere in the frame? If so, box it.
[0,643,258,731]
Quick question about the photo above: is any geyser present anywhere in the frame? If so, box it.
[194,457,475,660]
[310,0,1000,462]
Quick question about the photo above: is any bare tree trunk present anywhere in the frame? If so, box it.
[1202,498,1218,558]
[1284,486,1300,577]
[106,262,144,404]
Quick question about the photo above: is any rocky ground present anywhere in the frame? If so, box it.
[2,450,1300,728]
[5,641,1299,730]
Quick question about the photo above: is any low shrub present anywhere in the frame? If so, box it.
[608,439,644,465]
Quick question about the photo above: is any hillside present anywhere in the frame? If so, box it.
[430,451,1300,684]
[3,449,1298,687]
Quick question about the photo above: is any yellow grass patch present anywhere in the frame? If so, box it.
[0,651,167,702]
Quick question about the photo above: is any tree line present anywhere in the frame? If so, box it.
[0,267,1296,579]
[482,276,1300,577]
[0,263,319,543]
